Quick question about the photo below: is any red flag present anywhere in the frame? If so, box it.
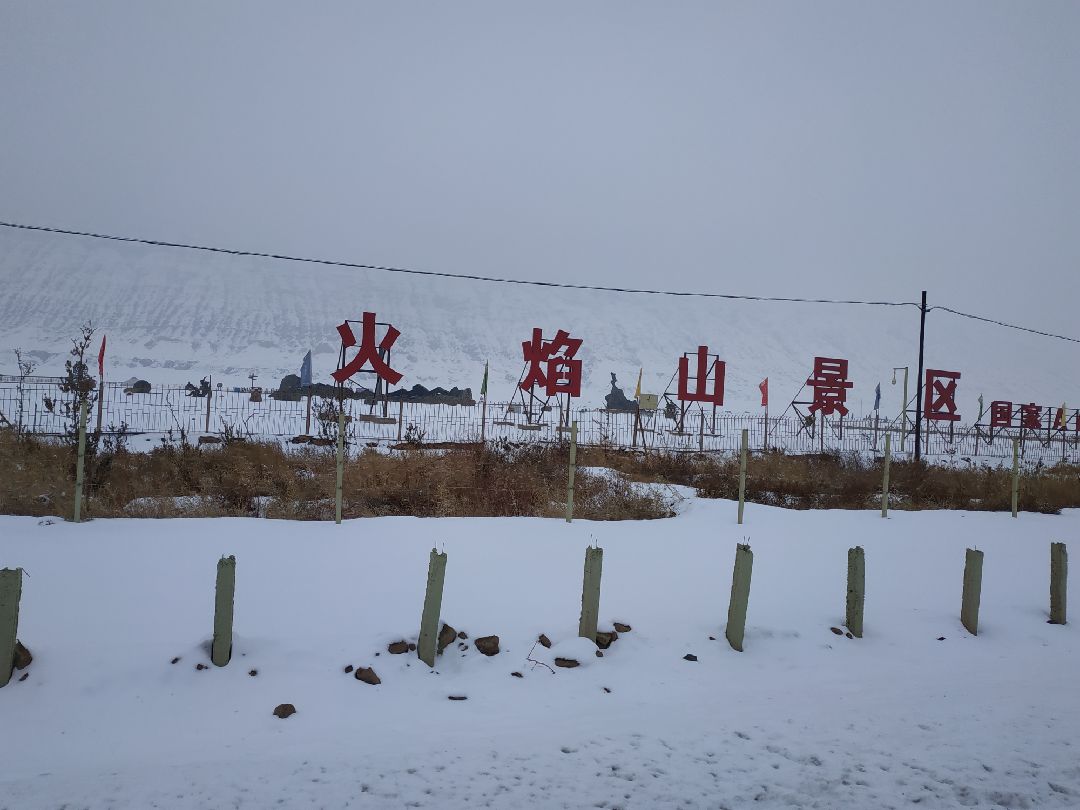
[759,377,768,407]
[98,334,106,378]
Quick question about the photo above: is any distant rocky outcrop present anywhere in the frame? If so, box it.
[272,375,474,406]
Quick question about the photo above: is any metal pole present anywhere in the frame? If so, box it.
[914,291,927,462]
[737,428,748,525]
[901,367,909,452]
[205,375,213,434]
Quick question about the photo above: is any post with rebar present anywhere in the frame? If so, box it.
[881,432,891,518]
[73,399,89,523]
[417,549,447,668]
[0,568,23,688]
[211,555,236,667]
[335,408,345,524]
[565,420,578,523]
[1049,542,1067,625]
[846,546,865,638]
[578,545,603,643]
[726,543,753,652]
[1010,438,1020,518]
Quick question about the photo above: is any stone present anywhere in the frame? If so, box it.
[594,631,618,650]
[273,704,296,719]
[683,654,698,662]
[829,627,844,635]
[387,640,409,655]
[474,635,500,656]
[613,622,632,633]
[438,624,458,654]
[344,665,354,674]
[458,631,468,640]
[595,651,603,658]
[602,687,611,693]
[538,633,552,649]
[195,663,208,671]
[354,667,381,686]
[408,643,416,652]
[845,632,854,639]
[248,669,258,677]
[511,672,523,678]
[448,695,468,701]
[170,656,181,664]
[13,641,32,669]
[458,643,469,651]
[554,658,579,669]
[197,435,222,445]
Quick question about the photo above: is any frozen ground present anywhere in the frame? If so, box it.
[1,485,1077,809]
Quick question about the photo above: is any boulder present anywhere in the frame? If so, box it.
[474,635,500,656]
[354,667,381,686]
[273,704,296,719]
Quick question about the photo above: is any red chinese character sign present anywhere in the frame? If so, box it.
[678,346,725,406]
[924,369,961,422]
[520,328,582,397]
[513,327,583,427]
[806,357,853,417]
[331,312,404,413]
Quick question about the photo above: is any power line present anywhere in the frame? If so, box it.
[1,220,1076,345]
[0,220,915,308]
[928,306,1080,345]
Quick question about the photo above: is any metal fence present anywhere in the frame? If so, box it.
[1,380,1078,466]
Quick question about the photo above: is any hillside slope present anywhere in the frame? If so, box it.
[0,227,1069,414]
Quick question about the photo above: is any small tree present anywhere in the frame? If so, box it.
[12,348,36,435]
[43,321,99,449]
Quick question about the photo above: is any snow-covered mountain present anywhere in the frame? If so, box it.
[0,226,1071,416]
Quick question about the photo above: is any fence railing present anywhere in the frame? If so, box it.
[1,381,1078,465]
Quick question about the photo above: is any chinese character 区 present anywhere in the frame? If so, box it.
[1020,403,1042,430]
[989,400,1013,428]
[331,311,403,385]
[520,327,583,397]
[924,369,961,422]
[677,346,725,406]
[806,357,853,417]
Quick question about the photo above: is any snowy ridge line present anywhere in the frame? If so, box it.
[4,382,1077,464]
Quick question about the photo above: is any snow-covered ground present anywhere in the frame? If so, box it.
[1,485,1077,809]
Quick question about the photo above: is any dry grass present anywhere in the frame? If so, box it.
[3,430,1078,522]
[0,432,673,521]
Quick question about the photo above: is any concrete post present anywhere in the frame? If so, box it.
[211,555,236,667]
[565,421,578,523]
[578,545,603,642]
[726,543,753,652]
[961,548,984,635]
[335,409,345,524]
[417,549,447,667]
[881,432,891,518]
[1010,438,1020,518]
[1050,542,1067,625]
[0,568,22,688]
[846,546,865,638]
[73,399,89,523]
[737,428,748,525]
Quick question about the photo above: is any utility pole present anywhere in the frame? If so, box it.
[914,290,927,462]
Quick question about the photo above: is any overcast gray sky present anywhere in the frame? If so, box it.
[2,2,1078,338]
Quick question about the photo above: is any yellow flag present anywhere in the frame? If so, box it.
[634,368,642,399]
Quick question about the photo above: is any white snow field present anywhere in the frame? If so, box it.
[1,489,1077,809]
